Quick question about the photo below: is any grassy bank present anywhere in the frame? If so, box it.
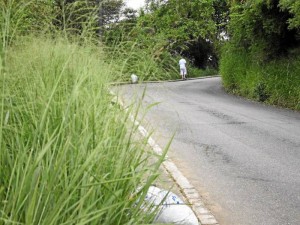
[0,36,164,224]
[104,40,178,82]
[220,46,300,110]
[104,28,217,82]
[105,42,218,82]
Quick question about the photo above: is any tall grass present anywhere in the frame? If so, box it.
[0,1,170,223]
[104,39,179,82]
[0,36,166,224]
[104,39,218,82]
[220,45,300,110]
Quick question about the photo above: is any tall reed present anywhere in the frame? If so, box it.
[0,1,170,223]
[0,36,166,225]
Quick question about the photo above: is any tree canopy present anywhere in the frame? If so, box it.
[228,0,300,60]
[0,0,125,43]
[220,0,300,109]
[105,0,226,71]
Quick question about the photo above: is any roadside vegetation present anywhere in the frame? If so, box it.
[0,1,166,224]
[1,0,299,223]
[116,0,299,110]
[104,0,225,80]
[220,0,300,110]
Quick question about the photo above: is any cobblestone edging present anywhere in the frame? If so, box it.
[140,127,219,225]
[111,90,219,225]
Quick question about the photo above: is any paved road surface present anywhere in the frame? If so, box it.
[115,77,300,225]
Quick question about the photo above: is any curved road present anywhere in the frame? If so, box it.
[116,77,300,225]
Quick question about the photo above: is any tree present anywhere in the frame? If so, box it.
[52,0,124,36]
[134,0,219,69]
[213,0,229,41]
[228,0,300,60]
[279,0,300,29]
[98,0,123,32]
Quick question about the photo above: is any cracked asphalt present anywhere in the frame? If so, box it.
[115,76,300,225]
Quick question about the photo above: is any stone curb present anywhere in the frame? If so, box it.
[110,75,221,86]
[163,158,219,225]
[110,89,219,225]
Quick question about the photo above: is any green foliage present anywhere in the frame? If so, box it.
[188,67,218,78]
[0,0,52,49]
[254,82,270,102]
[0,2,170,224]
[228,0,300,60]
[0,0,126,48]
[220,44,300,109]
[52,0,99,35]
[279,0,300,29]
[213,0,229,39]
[105,38,179,81]
[105,0,225,81]
[0,36,163,225]
[136,0,219,69]
[220,0,300,110]
[137,0,216,48]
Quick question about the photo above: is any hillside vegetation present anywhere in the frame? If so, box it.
[112,0,300,109]
[0,1,165,224]
[220,0,300,110]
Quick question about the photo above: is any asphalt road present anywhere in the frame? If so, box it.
[115,77,300,225]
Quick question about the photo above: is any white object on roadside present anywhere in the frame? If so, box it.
[131,74,138,83]
[144,186,199,225]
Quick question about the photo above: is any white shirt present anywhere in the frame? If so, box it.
[179,58,187,69]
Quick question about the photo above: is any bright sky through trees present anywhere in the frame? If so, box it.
[125,0,145,9]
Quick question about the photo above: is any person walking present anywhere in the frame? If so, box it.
[179,58,187,80]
